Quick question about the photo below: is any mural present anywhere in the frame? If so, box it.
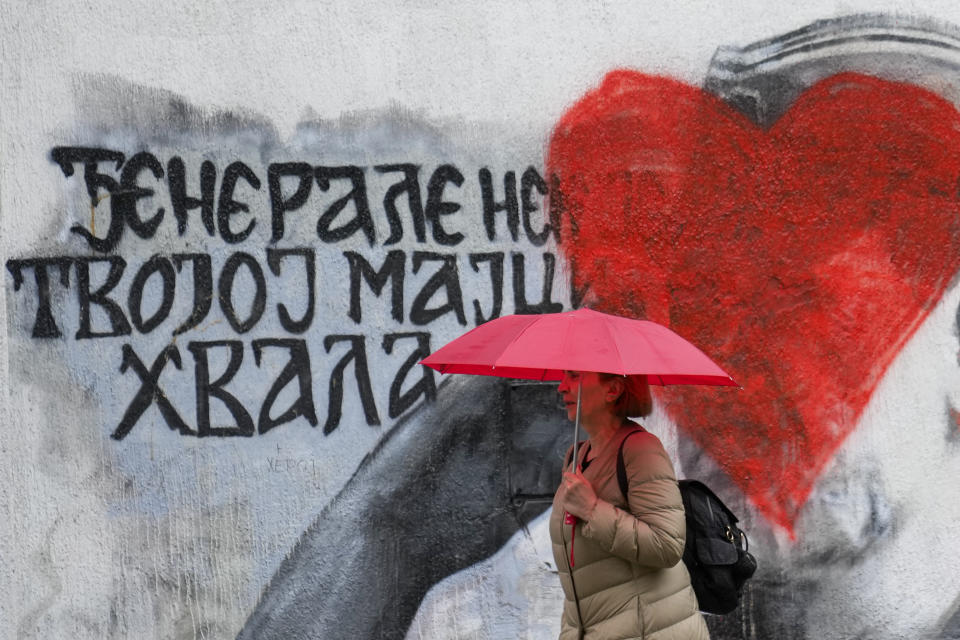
[4,77,569,639]
[6,8,960,640]
[7,146,564,438]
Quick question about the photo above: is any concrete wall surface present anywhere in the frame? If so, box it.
[5,2,960,638]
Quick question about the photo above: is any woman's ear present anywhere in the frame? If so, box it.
[606,376,626,403]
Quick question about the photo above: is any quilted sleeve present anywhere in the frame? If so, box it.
[579,432,686,568]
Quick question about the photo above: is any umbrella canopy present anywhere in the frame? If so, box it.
[421,307,737,386]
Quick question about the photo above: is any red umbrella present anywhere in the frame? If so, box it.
[422,307,737,566]
[421,307,737,465]
[421,307,736,385]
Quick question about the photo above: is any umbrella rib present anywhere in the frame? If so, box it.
[601,314,627,376]
[492,315,543,374]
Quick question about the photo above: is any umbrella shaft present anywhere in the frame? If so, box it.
[571,382,582,471]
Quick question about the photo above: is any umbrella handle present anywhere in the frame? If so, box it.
[564,511,577,566]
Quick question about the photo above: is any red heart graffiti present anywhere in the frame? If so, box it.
[548,71,960,534]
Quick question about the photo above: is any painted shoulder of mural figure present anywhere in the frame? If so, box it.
[237,375,567,640]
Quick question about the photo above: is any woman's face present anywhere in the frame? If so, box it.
[557,371,618,423]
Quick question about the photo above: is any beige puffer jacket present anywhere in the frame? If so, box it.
[549,425,709,640]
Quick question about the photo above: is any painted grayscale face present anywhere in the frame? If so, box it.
[788,280,960,638]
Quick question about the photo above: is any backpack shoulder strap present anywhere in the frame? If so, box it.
[615,427,647,499]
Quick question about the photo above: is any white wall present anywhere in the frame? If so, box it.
[5,2,960,639]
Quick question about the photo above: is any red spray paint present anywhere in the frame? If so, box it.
[548,71,960,534]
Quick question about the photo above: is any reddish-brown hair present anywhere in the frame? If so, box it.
[598,373,652,418]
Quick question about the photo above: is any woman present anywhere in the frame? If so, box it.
[551,370,709,640]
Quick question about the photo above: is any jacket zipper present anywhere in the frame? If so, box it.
[562,448,587,640]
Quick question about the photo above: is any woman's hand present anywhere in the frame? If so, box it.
[559,469,599,521]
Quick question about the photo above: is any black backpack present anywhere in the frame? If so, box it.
[615,430,757,615]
